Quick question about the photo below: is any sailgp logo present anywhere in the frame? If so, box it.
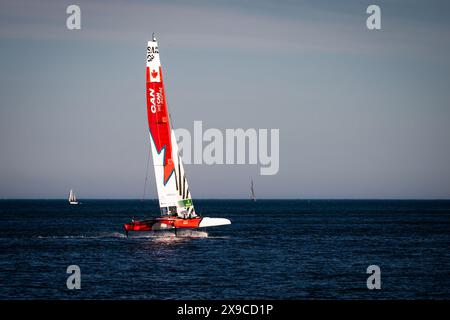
[175,121,280,176]
[147,46,159,62]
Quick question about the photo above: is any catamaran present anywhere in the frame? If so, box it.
[123,35,231,236]
[68,189,78,205]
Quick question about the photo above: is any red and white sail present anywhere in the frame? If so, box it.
[123,36,231,234]
[146,36,195,217]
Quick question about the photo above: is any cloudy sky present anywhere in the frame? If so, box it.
[1,0,450,199]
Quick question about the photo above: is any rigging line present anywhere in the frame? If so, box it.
[141,141,152,202]
[168,111,180,157]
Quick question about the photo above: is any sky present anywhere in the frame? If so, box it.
[0,0,450,199]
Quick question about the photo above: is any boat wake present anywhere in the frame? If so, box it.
[34,231,209,240]
[128,230,209,240]
[176,230,209,238]
[36,232,127,240]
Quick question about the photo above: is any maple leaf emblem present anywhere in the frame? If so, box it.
[151,70,158,78]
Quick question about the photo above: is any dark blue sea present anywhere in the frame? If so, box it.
[0,200,449,299]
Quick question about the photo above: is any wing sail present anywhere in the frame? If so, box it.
[146,37,195,216]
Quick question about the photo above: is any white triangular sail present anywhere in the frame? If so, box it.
[146,36,195,217]
[69,189,77,203]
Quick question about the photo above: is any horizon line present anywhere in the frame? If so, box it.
[1,198,450,201]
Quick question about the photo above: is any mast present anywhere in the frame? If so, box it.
[251,178,256,202]
[145,35,195,217]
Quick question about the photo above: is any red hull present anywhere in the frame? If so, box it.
[124,217,202,233]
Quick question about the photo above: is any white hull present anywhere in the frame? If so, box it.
[69,201,79,205]
[198,217,231,228]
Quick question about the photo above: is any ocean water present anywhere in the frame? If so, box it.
[0,200,449,300]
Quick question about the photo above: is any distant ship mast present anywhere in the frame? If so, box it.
[250,178,256,202]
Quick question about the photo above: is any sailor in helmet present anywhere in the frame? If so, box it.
[179,210,188,219]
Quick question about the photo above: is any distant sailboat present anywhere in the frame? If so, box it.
[68,189,78,205]
[250,178,256,202]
